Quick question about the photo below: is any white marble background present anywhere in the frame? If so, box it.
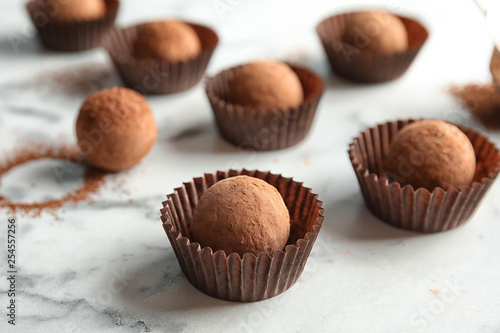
[0,0,499,332]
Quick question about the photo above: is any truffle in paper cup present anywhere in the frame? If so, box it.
[348,119,500,232]
[101,21,218,95]
[205,64,324,151]
[316,11,428,83]
[160,169,324,302]
[26,0,119,52]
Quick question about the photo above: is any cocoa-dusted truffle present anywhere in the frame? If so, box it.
[44,0,106,21]
[133,20,201,62]
[225,60,304,109]
[76,87,157,172]
[490,48,500,85]
[386,120,476,191]
[191,175,290,257]
[343,11,408,55]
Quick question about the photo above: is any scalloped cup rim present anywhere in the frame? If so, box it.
[204,63,324,114]
[102,20,219,66]
[316,11,428,54]
[160,169,324,262]
[348,120,500,196]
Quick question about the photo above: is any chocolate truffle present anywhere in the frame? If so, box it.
[343,11,408,55]
[386,120,476,191]
[191,175,290,257]
[45,0,106,21]
[490,48,500,85]
[225,60,304,109]
[76,87,157,172]
[133,20,201,62]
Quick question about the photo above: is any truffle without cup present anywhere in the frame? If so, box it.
[76,87,157,172]
[348,119,500,232]
[101,20,218,95]
[205,63,324,151]
[26,0,119,52]
[316,11,428,83]
[160,169,324,302]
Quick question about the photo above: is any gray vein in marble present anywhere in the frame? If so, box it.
[102,309,152,332]
[5,105,61,122]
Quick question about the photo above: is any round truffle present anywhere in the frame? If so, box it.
[386,120,476,191]
[133,20,201,62]
[76,87,157,172]
[191,175,290,257]
[225,60,304,109]
[44,0,106,21]
[343,11,408,55]
[490,48,500,85]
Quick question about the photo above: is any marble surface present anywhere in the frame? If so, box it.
[1,0,500,332]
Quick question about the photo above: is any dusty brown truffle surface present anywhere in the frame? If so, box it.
[191,175,290,257]
[133,20,201,62]
[386,120,476,191]
[490,48,500,85]
[225,60,304,110]
[76,87,157,172]
[343,11,408,55]
[44,0,106,21]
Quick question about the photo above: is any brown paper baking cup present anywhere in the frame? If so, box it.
[348,119,500,232]
[316,11,428,83]
[26,0,119,52]
[205,64,324,151]
[101,21,218,95]
[160,169,324,302]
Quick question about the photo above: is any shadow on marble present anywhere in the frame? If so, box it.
[0,33,43,55]
[118,252,245,314]
[322,194,424,241]
[167,122,240,155]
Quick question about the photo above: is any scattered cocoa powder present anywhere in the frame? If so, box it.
[35,63,113,98]
[0,143,106,217]
[449,82,500,130]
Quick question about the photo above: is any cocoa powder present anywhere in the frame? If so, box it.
[449,83,500,130]
[0,143,106,217]
[36,63,113,98]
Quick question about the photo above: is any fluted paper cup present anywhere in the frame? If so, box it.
[102,20,218,95]
[160,169,324,302]
[26,0,119,52]
[316,11,428,83]
[205,64,324,151]
[348,119,500,232]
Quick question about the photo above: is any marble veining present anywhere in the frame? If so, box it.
[1,0,500,332]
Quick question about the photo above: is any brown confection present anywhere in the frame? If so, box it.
[386,120,476,191]
[133,20,201,62]
[225,60,304,109]
[76,87,157,172]
[191,175,290,257]
[44,0,106,21]
[343,11,408,55]
[490,48,500,85]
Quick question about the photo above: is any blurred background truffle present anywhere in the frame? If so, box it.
[225,60,304,109]
[44,0,107,21]
[191,175,290,257]
[386,120,476,191]
[133,20,201,62]
[342,11,408,54]
[76,87,157,172]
